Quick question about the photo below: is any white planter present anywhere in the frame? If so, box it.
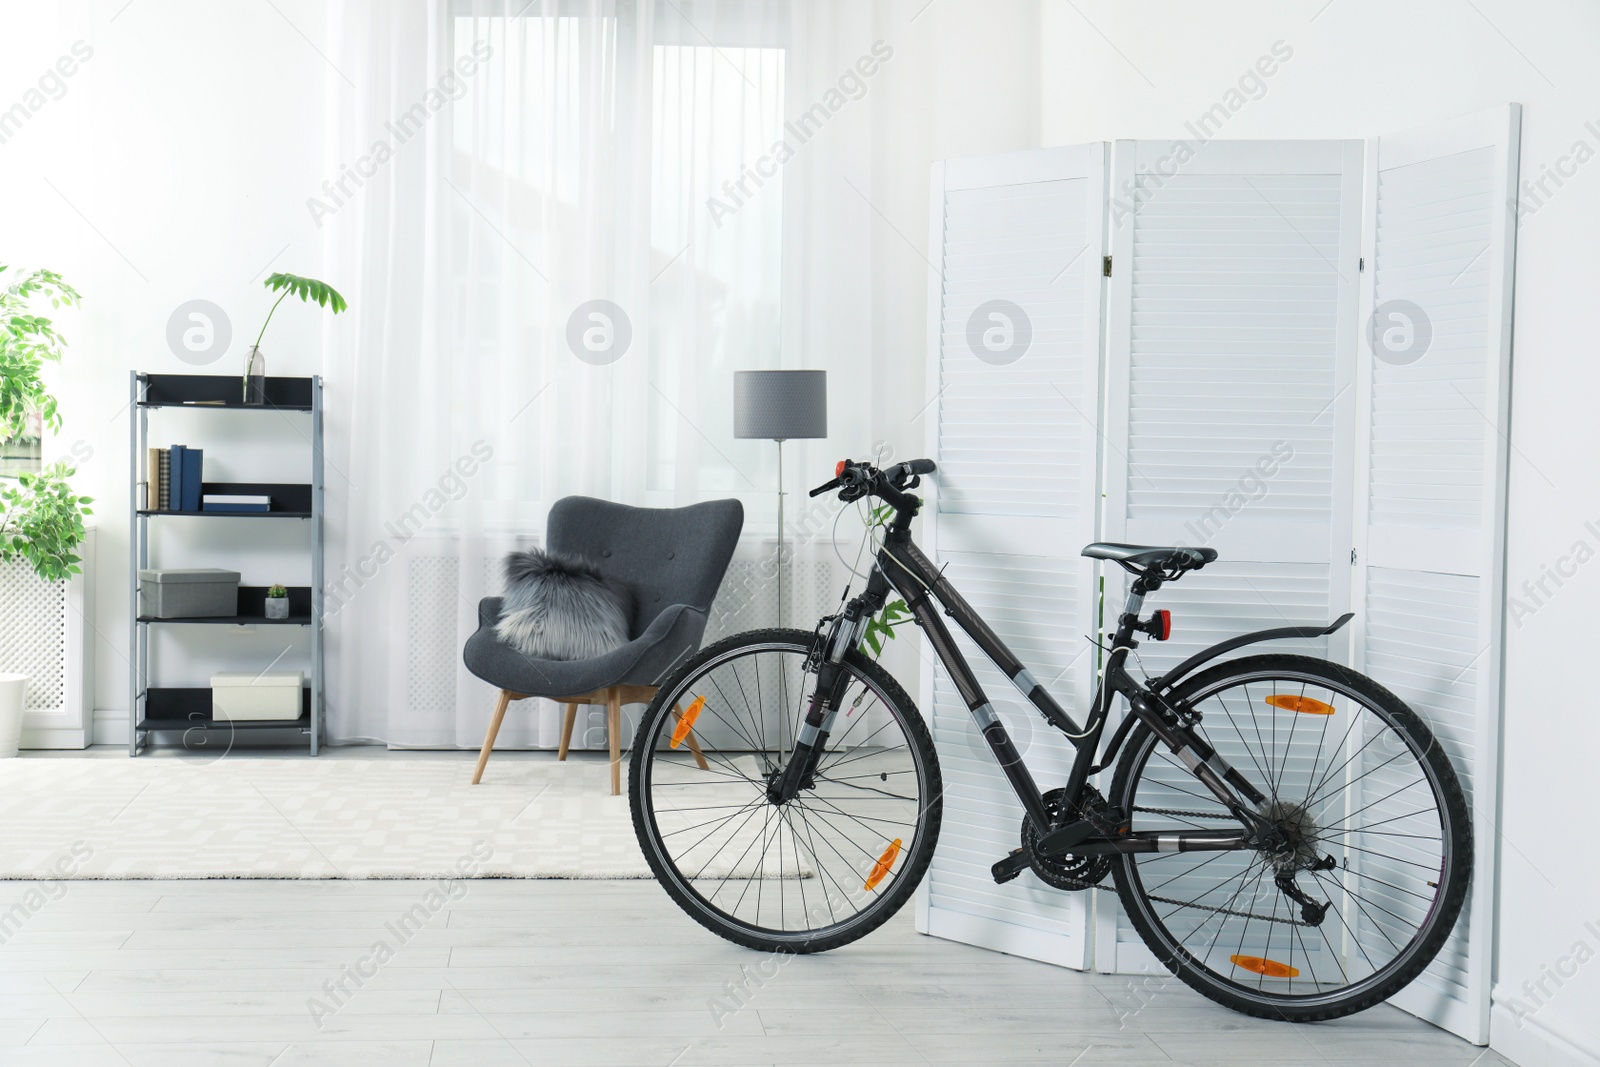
[0,673,28,758]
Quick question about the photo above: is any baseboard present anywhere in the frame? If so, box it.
[1491,989,1600,1067]
[92,708,128,748]
[18,725,89,750]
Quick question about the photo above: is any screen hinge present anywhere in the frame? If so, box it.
[1102,255,1113,277]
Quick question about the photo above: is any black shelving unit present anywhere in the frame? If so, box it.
[128,372,324,755]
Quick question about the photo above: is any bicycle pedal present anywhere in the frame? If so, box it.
[991,848,1029,885]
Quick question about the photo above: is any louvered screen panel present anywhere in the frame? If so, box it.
[1361,568,1480,1013]
[1353,107,1519,1043]
[1126,174,1340,527]
[1098,140,1362,975]
[1368,147,1495,529]
[918,145,1107,969]
[937,181,1088,518]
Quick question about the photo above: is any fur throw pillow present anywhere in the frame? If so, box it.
[495,549,633,661]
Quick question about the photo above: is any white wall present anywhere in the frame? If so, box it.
[1,0,335,741]
[1036,2,1599,1063]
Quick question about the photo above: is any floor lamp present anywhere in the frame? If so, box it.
[733,370,827,627]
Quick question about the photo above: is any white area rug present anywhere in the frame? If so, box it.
[0,756,677,880]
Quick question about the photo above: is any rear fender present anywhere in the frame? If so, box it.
[1150,613,1354,694]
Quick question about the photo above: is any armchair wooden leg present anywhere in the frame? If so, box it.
[672,702,711,772]
[472,689,515,785]
[557,702,579,761]
[607,688,623,796]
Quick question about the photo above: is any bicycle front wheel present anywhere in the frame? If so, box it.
[629,628,942,953]
[1110,654,1471,1021]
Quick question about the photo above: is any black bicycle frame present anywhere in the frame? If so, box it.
[863,526,1274,859]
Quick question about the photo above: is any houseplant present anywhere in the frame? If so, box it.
[244,272,347,403]
[265,583,290,620]
[0,265,92,756]
[859,505,911,658]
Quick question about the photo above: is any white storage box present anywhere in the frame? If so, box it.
[211,671,303,721]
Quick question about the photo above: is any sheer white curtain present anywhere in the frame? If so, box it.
[321,0,892,746]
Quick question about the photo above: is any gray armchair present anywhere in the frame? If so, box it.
[464,495,743,793]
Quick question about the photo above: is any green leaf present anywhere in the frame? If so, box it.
[253,273,348,353]
[0,459,91,584]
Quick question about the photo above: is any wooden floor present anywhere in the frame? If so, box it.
[0,875,1513,1066]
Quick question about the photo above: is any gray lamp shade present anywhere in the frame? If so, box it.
[733,370,827,440]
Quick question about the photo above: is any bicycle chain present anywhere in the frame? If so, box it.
[1130,805,1234,820]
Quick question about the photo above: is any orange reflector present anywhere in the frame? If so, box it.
[1265,694,1334,716]
[1230,954,1300,978]
[670,695,705,749]
[864,839,902,891]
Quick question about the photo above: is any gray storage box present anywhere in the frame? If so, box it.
[139,568,240,618]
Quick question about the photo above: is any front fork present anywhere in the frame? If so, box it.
[769,597,874,805]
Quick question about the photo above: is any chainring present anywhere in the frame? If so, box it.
[1021,785,1117,891]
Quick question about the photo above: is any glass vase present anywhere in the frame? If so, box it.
[243,346,266,405]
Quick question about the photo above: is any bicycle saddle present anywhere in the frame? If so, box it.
[1081,543,1218,571]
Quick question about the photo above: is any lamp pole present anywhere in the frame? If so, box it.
[776,437,785,628]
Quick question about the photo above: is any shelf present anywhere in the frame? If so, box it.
[139,482,312,517]
[137,686,312,731]
[139,374,315,411]
[130,370,323,756]
[138,586,314,626]
[139,511,312,519]
[138,713,312,732]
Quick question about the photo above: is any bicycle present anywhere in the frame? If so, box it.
[629,458,1471,1021]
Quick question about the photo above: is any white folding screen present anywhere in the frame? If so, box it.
[1351,105,1520,1043]
[916,144,1108,967]
[1095,138,1364,974]
[919,115,1518,1027]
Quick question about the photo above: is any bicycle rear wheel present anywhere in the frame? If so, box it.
[1110,654,1471,1021]
[630,628,942,953]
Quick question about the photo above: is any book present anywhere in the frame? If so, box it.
[169,445,186,513]
[146,448,159,510]
[156,449,171,511]
[180,447,203,511]
[202,494,270,513]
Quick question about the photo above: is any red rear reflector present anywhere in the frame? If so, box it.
[1156,609,1171,641]
[1265,694,1335,716]
[836,460,847,477]
[864,838,902,891]
[1230,954,1300,978]
[670,695,705,748]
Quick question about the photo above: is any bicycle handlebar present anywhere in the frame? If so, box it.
[808,458,937,507]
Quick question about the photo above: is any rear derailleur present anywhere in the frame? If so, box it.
[1273,854,1338,925]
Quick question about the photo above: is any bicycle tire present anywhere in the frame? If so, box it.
[630,628,942,954]
[1110,654,1472,1022]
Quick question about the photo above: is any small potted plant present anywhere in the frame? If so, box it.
[264,584,290,620]
[244,272,348,404]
